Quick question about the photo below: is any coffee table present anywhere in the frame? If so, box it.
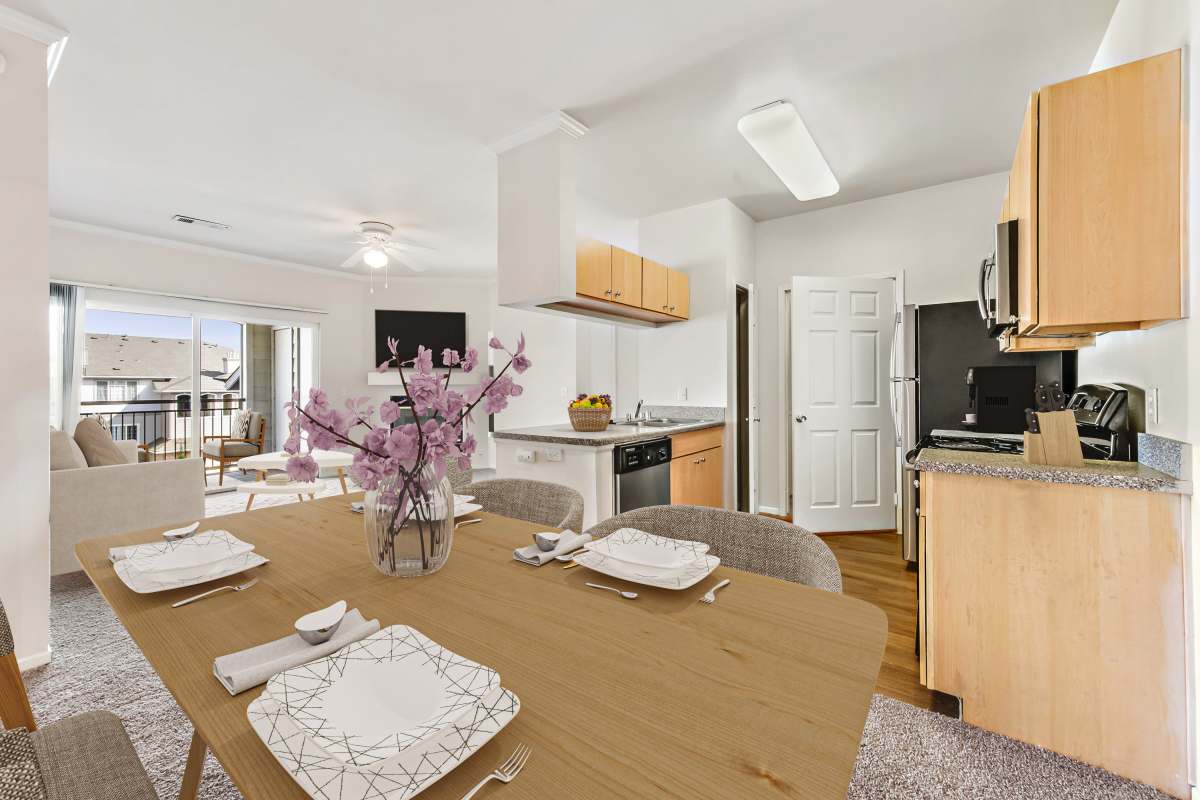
[237,450,353,494]
[236,480,320,511]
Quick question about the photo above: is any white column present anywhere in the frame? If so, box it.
[0,6,66,669]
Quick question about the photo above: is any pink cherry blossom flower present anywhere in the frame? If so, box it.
[379,400,402,425]
[387,336,400,357]
[441,348,460,367]
[286,453,319,482]
[460,347,479,373]
[413,346,434,375]
[511,352,532,374]
[489,336,504,350]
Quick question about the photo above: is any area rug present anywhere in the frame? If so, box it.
[22,575,1175,800]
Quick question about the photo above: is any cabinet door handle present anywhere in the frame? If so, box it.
[662,305,668,310]
[615,290,622,297]
[605,289,612,295]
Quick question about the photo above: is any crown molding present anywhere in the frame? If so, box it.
[50,217,501,285]
[0,5,67,45]
[490,110,589,154]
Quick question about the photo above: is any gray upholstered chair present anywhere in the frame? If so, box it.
[445,456,473,492]
[202,410,266,486]
[0,601,158,799]
[584,505,843,592]
[461,478,585,532]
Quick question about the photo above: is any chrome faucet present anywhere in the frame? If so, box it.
[634,399,645,420]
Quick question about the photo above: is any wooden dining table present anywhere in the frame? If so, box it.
[77,494,887,799]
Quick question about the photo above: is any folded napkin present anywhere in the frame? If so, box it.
[213,608,380,695]
[513,531,592,566]
[107,529,239,565]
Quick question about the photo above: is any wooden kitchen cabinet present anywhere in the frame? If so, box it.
[998,50,1183,351]
[670,427,723,507]
[610,247,643,307]
[918,470,1188,796]
[576,238,612,301]
[641,258,669,313]
[667,269,689,318]
[572,239,689,325]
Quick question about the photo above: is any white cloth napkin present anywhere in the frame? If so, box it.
[212,609,380,695]
[513,531,592,566]
[107,529,241,565]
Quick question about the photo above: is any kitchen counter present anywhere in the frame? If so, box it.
[914,448,1188,494]
[493,418,723,448]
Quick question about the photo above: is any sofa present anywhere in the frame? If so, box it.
[50,423,205,576]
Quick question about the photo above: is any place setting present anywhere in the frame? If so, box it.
[207,598,524,800]
[107,522,269,596]
[514,527,731,603]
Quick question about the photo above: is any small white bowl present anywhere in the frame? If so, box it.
[295,600,347,645]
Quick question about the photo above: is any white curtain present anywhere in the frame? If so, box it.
[49,283,84,432]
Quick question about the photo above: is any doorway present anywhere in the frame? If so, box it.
[736,285,751,512]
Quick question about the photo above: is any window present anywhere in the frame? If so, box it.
[94,380,108,401]
[94,379,138,402]
[177,393,190,418]
[109,422,140,442]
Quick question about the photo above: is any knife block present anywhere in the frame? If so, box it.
[1024,411,1083,467]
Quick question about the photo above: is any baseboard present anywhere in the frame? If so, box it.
[18,647,51,672]
[757,505,782,516]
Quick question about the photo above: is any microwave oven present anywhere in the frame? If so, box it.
[977,220,1018,338]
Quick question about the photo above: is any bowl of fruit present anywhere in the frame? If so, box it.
[568,393,613,432]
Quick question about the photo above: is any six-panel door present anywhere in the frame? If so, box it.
[790,276,896,532]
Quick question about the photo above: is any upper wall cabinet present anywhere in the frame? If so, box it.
[571,238,690,324]
[1000,49,1183,351]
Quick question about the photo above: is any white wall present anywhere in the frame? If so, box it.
[1075,0,1193,443]
[0,27,51,668]
[754,172,1008,511]
[491,304,577,431]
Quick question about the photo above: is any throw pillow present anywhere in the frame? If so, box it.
[73,418,126,467]
[232,410,251,439]
[48,427,87,471]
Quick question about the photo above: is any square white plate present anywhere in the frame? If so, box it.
[114,550,269,594]
[265,625,499,767]
[573,548,720,590]
[119,530,255,577]
[582,528,709,570]
[248,687,519,800]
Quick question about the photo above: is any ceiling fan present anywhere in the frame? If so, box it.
[341,221,427,272]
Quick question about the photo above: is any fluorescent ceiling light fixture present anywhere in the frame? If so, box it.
[737,100,838,201]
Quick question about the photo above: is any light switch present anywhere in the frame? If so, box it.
[516,448,537,464]
[544,448,564,462]
[1147,388,1160,425]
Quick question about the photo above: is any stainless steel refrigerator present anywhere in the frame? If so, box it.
[894,301,1076,562]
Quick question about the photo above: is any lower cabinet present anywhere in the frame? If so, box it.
[670,445,723,507]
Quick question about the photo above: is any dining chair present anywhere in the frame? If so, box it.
[0,600,159,800]
[584,505,843,592]
[461,478,585,532]
[445,456,473,492]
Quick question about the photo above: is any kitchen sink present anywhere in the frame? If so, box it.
[614,418,701,427]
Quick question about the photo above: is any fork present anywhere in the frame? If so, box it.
[700,578,731,605]
[172,578,259,608]
[460,743,532,799]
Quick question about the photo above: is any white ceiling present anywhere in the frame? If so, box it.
[13,0,1116,276]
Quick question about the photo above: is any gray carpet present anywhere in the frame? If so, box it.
[22,575,1177,800]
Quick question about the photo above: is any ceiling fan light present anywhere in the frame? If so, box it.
[363,248,389,269]
[737,100,838,201]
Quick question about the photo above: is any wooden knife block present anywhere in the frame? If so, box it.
[1024,411,1083,467]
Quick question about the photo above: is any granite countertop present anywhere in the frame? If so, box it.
[915,448,1189,494]
[493,418,724,447]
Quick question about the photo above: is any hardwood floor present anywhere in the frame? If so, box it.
[819,532,934,710]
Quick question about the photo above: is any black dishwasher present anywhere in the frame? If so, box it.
[613,438,672,513]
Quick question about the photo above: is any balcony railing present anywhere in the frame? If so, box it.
[80,396,247,461]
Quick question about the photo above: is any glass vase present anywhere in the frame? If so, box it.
[363,464,454,577]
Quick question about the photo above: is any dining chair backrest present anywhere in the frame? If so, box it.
[461,479,585,532]
[0,600,38,732]
[584,505,843,593]
[444,456,473,492]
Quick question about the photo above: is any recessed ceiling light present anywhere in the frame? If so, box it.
[737,100,838,201]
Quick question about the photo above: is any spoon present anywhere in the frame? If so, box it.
[586,582,638,600]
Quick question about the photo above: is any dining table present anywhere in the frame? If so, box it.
[76,493,888,800]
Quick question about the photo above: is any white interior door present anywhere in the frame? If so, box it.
[790,276,896,532]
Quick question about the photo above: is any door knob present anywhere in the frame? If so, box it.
[794,415,807,423]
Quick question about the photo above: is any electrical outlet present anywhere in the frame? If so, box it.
[1147,387,1160,425]
[516,448,537,464]
[544,448,564,462]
